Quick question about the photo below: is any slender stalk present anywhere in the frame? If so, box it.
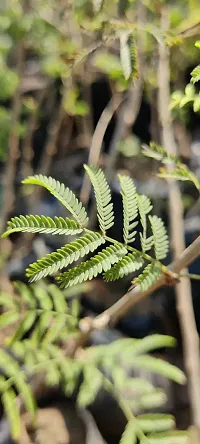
[157,8,200,434]
[96,368,146,442]
[0,44,25,233]
[105,0,145,183]
[21,89,46,178]
[13,234,200,423]
[27,98,64,216]
[93,234,200,328]
[80,94,123,206]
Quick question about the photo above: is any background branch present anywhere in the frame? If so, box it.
[17,235,200,423]
[0,44,25,233]
[157,8,200,435]
[80,94,123,206]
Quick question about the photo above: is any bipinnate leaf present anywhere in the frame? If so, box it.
[191,65,200,84]
[2,388,21,440]
[144,431,189,443]
[57,243,127,289]
[104,252,144,282]
[132,355,186,385]
[26,232,105,282]
[77,365,102,407]
[149,216,169,260]
[137,194,153,253]
[22,175,88,226]
[118,175,138,245]
[2,215,83,237]
[120,421,137,444]
[120,32,138,81]
[134,263,161,291]
[137,414,175,433]
[84,165,114,234]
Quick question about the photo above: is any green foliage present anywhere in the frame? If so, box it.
[0,106,12,161]
[26,232,105,282]
[2,215,84,238]
[191,41,200,83]
[158,166,200,191]
[118,175,138,245]
[93,51,129,90]
[191,65,200,83]
[117,135,140,157]
[77,364,103,406]
[0,2,198,441]
[120,421,137,444]
[141,431,189,443]
[134,263,161,291]
[22,175,89,227]
[92,0,104,13]
[0,66,19,100]
[0,274,187,442]
[63,87,89,116]
[142,142,180,165]
[93,52,124,80]
[84,165,114,234]
[3,166,170,292]
[0,349,36,437]
[119,32,138,80]
[57,243,127,289]
[104,252,144,282]
[2,388,20,440]
[137,194,153,253]
[88,334,186,384]
[137,414,175,434]
[142,142,200,191]
[171,83,200,112]
[149,216,169,261]
[0,281,87,346]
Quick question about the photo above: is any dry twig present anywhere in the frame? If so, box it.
[157,8,200,435]
[80,94,123,206]
[0,44,25,233]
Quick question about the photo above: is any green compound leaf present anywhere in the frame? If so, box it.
[134,263,161,291]
[22,175,88,226]
[149,215,169,260]
[104,252,143,282]
[120,420,137,444]
[57,243,127,288]
[118,175,138,245]
[26,232,105,282]
[84,165,114,234]
[2,215,83,238]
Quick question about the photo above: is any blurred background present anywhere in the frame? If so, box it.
[1,0,200,443]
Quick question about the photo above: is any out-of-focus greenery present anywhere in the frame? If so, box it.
[1,1,200,443]
[0,0,199,162]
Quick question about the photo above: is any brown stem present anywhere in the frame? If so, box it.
[157,8,200,433]
[105,0,145,182]
[80,94,123,206]
[0,43,25,233]
[16,234,200,425]
[27,99,64,214]
[94,235,200,328]
[17,97,65,258]
[21,89,47,179]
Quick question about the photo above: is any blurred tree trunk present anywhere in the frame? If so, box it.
[158,7,200,438]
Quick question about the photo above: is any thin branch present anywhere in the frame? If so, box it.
[21,89,47,178]
[80,94,123,206]
[93,235,200,329]
[0,43,25,233]
[157,8,200,434]
[105,0,145,183]
[27,98,64,215]
[14,234,200,424]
